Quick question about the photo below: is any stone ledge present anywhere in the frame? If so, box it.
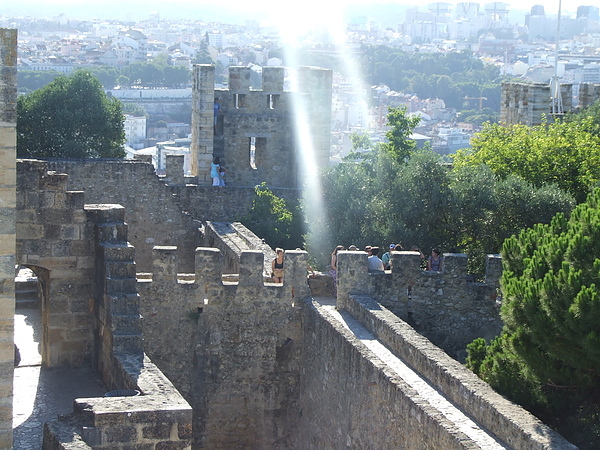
[343,293,576,450]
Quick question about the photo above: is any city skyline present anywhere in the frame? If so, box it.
[3,0,577,25]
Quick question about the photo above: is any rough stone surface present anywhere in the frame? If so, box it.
[0,28,16,450]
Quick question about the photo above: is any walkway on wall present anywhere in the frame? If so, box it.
[13,307,106,449]
[313,297,509,449]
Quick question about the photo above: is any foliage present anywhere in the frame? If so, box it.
[359,47,502,110]
[309,143,574,272]
[566,99,600,136]
[240,183,304,251]
[456,107,499,126]
[467,188,600,449]
[382,106,421,164]
[17,70,61,93]
[453,119,600,203]
[120,55,191,87]
[17,70,125,158]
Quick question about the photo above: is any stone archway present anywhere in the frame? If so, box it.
[16,162,96,367]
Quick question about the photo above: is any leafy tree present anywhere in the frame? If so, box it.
[466,188,600,448]
[17,70,125,158]
[453,119,600,203]
[382,106,421,164]
[240,183,303,251]
[566,99,600,136]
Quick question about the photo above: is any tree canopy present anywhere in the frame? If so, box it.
[17,70,125,158]
[306,107,574,271]
[453,117,600,203]
[239,183,304,251]
[467,188,600,448]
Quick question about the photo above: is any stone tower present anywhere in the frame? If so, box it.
[190,64,332,188]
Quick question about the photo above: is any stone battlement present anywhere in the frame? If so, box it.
[336,250,503,359]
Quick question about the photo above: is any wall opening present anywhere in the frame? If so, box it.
[249,137,257,169]
[267,94,279,109]
[234,93,246,109]
[248,137,267,170]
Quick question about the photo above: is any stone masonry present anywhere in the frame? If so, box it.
[191,64,332,188]
[1,28,579,447]
[500,81,573,126]
[0,27,17,450]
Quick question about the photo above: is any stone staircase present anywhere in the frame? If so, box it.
[15,268,38,310]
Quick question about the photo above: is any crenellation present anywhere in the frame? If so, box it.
[228,66,252,92]
[336,250,502,359]
[238,250,265,287]
[165,154,185,185]
[152,245,178,282]
[194,247,223,286]
[262,66,285,93]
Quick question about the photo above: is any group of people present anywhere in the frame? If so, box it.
[269,244,443,290]
[329,244,444,285]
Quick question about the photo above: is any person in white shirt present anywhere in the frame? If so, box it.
[367,246,385,273]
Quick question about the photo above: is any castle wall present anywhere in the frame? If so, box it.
[40,159,200,273]
[579,83,600,109]
[291,288,575,449]
[0,27,17,449]
[500,81,573,126]
[137,248,310,448]
[42,203,192,449]
[32,158,299,273]
[293,299,472,449]
[336,251,503,359]
[16,161,96,367]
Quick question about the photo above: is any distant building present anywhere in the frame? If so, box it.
[124,115,147,150]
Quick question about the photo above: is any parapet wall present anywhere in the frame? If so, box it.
[336,251,503,359]
[292,291,575,449]
[137,247,310,448]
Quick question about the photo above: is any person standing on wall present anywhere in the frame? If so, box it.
[271,248,285,283]
[211,157,224,187]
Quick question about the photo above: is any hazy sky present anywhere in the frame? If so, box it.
[3,0,574,25]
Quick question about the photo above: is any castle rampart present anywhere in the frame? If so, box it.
[291,287,575,449]
[335,250,503,359]
[137,247,309,447]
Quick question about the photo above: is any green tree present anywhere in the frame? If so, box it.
[453,119,600,203]
[467,188,600,448]
[382,106,421,164]
[17,70,125,158]
[240,183,303,251]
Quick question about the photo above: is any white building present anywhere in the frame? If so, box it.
[124,115,147,150]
